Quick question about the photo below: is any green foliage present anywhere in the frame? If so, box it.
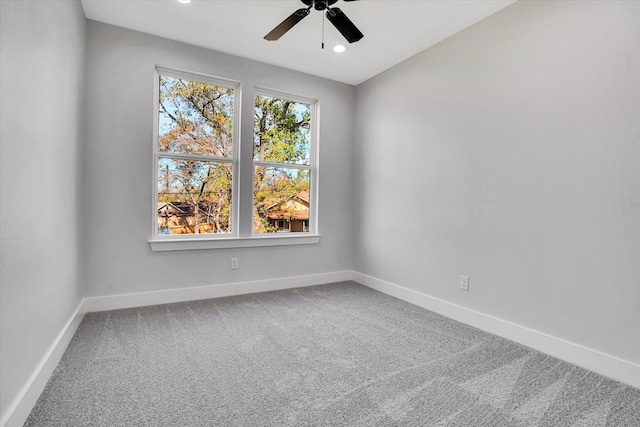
[254,95,310,164]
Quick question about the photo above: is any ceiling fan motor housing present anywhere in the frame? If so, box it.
[301,0,339,11]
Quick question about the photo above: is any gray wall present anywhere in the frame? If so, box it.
[83,21,355,298]
[0,0,86,419]
[354,0,639,364]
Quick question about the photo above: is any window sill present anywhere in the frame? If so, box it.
[148,234,321,252]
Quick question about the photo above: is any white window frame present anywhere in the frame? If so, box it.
[148,70,320,251]
[252,87,319,237]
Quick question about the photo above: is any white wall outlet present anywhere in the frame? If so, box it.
[231,257,238,270]
[460,275,469,291]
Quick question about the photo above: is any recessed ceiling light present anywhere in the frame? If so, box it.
[333,45,346,53]
[177,0,191,4]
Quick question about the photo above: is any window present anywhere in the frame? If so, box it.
[150,70,319,251]
[253,91,315,235]
[154,69,238,237]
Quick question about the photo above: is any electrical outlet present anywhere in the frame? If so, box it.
[460,275,469,291]
[231,257,238,270]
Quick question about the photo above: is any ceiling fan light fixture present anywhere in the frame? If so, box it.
[333,44,346,53]
[177,0,191,4]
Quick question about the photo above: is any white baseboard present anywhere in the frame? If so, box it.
[83,270,353,312]
[352,271,640,389]
[0,303,86,427]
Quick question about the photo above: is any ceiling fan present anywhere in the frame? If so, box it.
[264,0,363,44]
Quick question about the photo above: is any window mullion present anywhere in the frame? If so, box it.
[252,161,311,170]
[237,84,257,238]
[158,153,233,163]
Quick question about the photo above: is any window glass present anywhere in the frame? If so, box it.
[156,73,235,235]
[254,167,310,233]
[158,159,232,234]
[253,93,314,234]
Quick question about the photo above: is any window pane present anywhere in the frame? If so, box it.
[254,167,310,233]
[158,158,232,234]
[159,76,234,157]
[254,95,310,165]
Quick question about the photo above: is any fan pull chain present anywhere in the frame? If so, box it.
[322,11,325,49]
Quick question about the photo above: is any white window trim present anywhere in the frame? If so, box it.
[149,70,321,251]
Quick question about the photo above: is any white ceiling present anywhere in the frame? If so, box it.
[81,0,517,85]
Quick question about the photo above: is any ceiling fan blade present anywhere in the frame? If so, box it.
[326,7,363,43]
[264,8,311,41]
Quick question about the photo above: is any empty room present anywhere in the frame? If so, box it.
[1,0,638,426]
